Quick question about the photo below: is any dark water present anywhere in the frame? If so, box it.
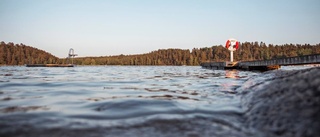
[0,66,306,137]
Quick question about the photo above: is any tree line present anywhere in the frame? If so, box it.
[1,41,320,66]
[69,42,320,66]
[0,41,59,65]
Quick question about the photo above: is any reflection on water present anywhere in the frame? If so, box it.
[0,66,256,136]
[225,70,239,79]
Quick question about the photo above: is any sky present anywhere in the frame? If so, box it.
[0,0,319,58]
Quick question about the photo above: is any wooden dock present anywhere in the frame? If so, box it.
[26,64,75,67]
[201,54,320,71]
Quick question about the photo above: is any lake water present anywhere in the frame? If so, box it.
[0,66,311,137]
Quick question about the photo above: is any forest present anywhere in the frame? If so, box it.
[67,42,320,66]
[1,41,320,66]
[0,41,59,65]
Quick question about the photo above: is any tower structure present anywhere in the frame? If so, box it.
[66,48,77,64]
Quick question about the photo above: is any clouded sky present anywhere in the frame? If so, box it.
[1,0,319,57]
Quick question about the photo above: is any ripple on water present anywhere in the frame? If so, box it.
[0,106,49,113]
[0,66,258,137]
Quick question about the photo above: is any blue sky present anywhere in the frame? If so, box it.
[0,0,319,58]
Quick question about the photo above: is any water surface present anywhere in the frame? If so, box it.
[0,66,263,136]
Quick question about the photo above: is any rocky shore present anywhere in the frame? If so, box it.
[241,67,320,137]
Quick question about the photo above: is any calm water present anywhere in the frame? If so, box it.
[0,66,306,137]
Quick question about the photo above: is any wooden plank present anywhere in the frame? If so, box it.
[201,54,320,71]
